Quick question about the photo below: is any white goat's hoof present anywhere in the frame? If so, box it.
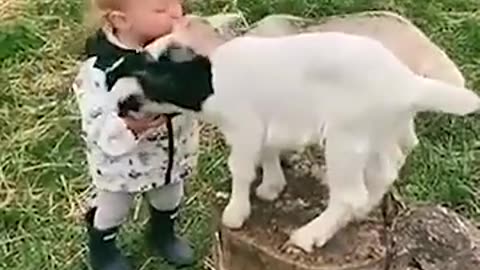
[255,182,286,201]
[222,202,251,229]
[313,232,330,249]
[289,227,315,253]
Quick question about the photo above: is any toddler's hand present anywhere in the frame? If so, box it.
[122,115,167,136]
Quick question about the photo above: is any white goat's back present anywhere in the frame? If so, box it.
[209,32,479,122]
[209,32,415,127]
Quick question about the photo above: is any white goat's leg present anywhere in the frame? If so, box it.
[398,118,418,155]
[386,118,417,171]
[256,148,286,201]
[387,143,405,172]
[222,131,262,229]
[289,135,370,252]
[356,147,399,219]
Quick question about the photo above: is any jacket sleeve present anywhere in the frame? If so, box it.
[72,58,138,156]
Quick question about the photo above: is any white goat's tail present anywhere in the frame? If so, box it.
[414,76,480,115]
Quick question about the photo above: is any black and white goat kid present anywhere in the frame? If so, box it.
[104,18,480,253]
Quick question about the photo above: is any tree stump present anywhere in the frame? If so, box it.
[202,11,480,270]
[389,206,480,270]
[212,161,387,270]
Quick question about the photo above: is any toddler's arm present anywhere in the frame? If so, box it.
[72,59,138,156]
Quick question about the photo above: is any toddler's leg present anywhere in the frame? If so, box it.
[86,190,134,270]
[145,182,194,267]
[92,191,134,229]
[145,181,184,211]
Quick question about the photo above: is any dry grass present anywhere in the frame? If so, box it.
[0,0,479,269]
[0,0,26,21]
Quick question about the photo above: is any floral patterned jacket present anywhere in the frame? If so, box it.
[72,29,198,193]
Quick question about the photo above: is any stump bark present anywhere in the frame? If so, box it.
[202,11,479,270]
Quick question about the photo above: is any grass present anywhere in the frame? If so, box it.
[0,0,479,269]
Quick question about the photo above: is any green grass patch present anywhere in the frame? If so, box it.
[0,19,46,61]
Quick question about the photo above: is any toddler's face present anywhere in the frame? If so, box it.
[123,0,183,42]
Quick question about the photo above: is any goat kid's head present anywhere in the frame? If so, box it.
[168,16,225,56]
[105,37,214,119]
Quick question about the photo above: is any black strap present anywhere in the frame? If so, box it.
[164,115,175,185]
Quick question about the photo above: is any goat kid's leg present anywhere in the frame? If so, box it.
[256,148,286,201]
[398,118,418,156]
[222,149,257,229]
[356,146,399,219]
[289,135,370,252]
[384,118,417,172]
[222,132,261,229]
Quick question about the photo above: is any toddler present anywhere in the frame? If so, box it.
[72,0,199,269]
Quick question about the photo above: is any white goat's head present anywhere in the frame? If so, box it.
[104,16,220,118]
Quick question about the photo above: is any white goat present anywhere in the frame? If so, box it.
[105,18,480,252]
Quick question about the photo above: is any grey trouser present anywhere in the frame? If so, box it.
[91,182,184,230]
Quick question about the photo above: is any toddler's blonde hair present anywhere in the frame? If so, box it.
[84,0,125,32]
